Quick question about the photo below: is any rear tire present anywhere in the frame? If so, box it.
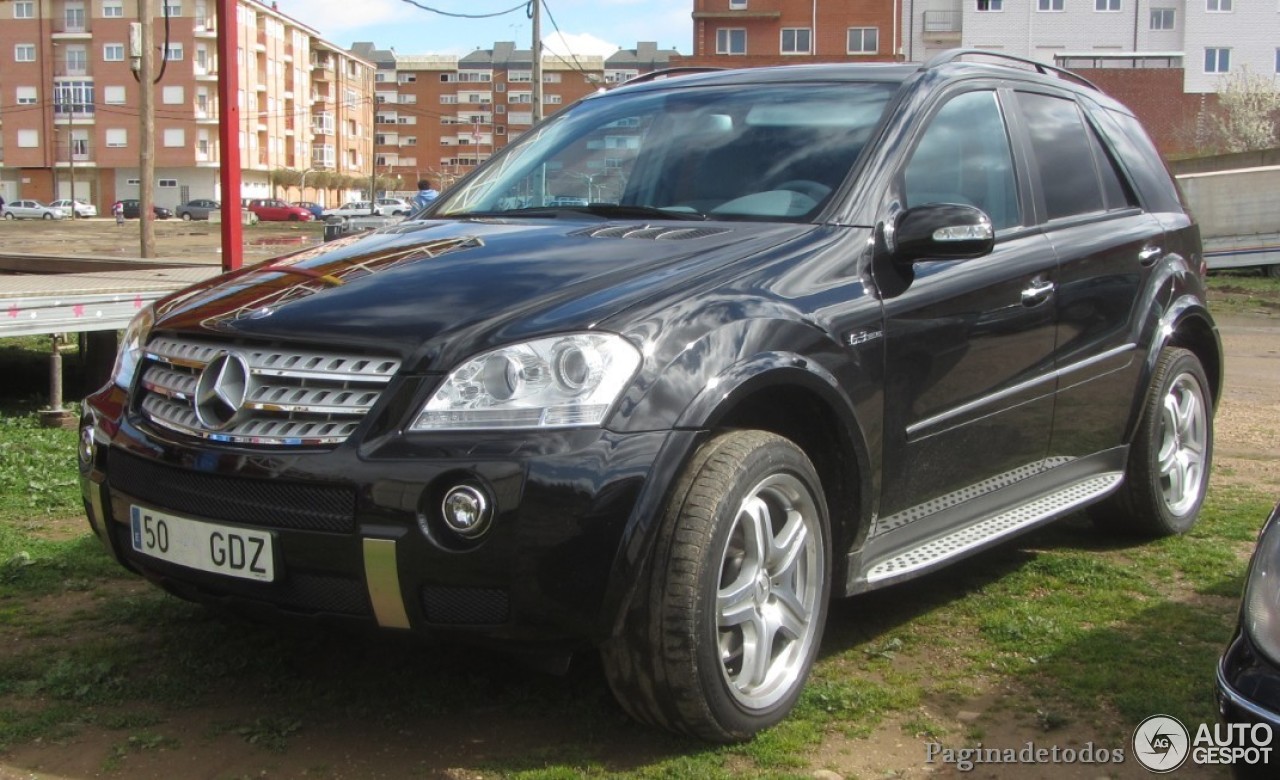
[1093,347,1212,537]
[42,213,53,220]
[181,212,192,221]
[601,430,831,742]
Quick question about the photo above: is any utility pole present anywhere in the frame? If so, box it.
[136,0,157,258]
[531,0,543,124]
[216,0,243,271]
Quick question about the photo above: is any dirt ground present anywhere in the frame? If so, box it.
[1,222,1277,779]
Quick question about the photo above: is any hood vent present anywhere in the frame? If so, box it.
[572,224,729,241]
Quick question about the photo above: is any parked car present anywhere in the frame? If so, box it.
[2,199,67,220]
[322,201,383,221]
[176,199,221,221]
[294,201,326,219]
[118,200,174,220]
[376,198,413,216]
[50,199,98,218]
[1217,501,1280,779]
[246,198,314,222]
[80,51,1222,742]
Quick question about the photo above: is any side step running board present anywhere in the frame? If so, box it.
[865,473,1123,585]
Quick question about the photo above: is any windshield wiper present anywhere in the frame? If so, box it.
[458,204,708,221]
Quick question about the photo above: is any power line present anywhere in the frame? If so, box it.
[395,0,530,19]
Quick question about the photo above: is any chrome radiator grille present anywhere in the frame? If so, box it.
[137,335,401,446]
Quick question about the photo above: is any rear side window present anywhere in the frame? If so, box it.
[1016,92,1105,220]
[902,90,1021,230]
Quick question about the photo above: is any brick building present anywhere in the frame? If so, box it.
[351,41,679,189]
[0,0,373,208]
[682,0,902,66]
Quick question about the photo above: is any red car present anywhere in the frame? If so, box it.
[246,198,314,222]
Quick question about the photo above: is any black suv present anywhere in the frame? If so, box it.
[80,51,1221,741]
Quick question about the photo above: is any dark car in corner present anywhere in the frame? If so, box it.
[80,50,1221,742]
[1218,502,1280,779]
[119,200,173,219]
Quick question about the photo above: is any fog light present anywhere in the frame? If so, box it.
[441,485,492,539]
[78,423,96,473]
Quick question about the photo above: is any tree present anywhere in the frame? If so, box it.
[1210,66,1280,153]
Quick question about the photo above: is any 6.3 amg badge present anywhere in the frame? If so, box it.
[194,351,251,430]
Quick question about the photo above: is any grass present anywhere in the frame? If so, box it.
[0,299,1276,775]
[1206,270,1280,314]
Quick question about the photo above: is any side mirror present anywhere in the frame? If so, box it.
[891,203,995,266]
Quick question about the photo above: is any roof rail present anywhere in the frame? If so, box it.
[620,67,725,87]
[922,48,1101,93]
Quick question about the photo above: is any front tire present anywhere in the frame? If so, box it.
[1095,347,1212,536]
[601,430,831,742]
[42,212,53,220]
[181,212,192,221]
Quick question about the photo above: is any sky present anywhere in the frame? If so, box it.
[271,0,693,59]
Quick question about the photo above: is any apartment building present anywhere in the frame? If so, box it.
[352,41,678,188]
[682,0,901,66]
[0,0,373,208]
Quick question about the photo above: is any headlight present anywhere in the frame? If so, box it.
[111,305,155,389]
[411,333,641,431]
[1244,504,1280,665]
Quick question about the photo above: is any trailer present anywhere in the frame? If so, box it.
[1177,166,1280,277]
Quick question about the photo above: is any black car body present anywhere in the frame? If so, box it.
[1218,502,1280,779]
[119,200,174,219]
[80,52,1222,741]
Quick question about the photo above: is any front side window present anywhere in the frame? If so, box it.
[781,28,812,55]
[848,28,879,54]
[437,82,896,223]
[1205,47,1231,74]
[1150,7,1175,29]
[903,90,1021,231]
[716,28,746,55]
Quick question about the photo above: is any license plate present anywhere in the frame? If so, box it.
[130,506,275,582]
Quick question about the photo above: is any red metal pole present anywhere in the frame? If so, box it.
[215,0,242,271]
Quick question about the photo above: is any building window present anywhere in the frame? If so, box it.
[847,27,879,54]
[1206,0,1231,10]
[126,178,140,186]
[1150,7,1175,29]
[1038,0,1064,10]
[104,44,125,62]
[163,2,181,16]
[163,129,185,147]
[106,128,128,147]
[716,28,746,55]
[158,179,178,188]
[163,85,184,104]
[165,44,184,61]
[15,1,34,18]
[15,44,36,63]
[65,46,87,74]
[104,85,126,104]
[64,2,86,32]
[781,28,812,55]
[1095,0,1120,10]
[54,81,94,113]
[729,0,746,8]
[71,134,89,159]
[976,0,1002,10]
[1205,47,1231,73]
[102,0,124,17]
[16,87,38,105]
[18,130,39,148]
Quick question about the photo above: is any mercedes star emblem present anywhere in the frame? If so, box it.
[194,351,252,431]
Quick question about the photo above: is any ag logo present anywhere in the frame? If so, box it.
[1133,714,1190,773]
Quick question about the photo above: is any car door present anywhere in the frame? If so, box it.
[876,87,1059,527]
[1009,89,1167,460]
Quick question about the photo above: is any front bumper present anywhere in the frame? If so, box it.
[80,387,690,647]
[1217,631,1280,779]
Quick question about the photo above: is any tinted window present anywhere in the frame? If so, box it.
[1016,92,1105,220]
[1085,122,1137,210]
[903,90,1021,230]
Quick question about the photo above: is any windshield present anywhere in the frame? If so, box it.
[436,81,896,222]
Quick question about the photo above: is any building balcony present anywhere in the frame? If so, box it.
[194,17,217,37]
[194,65,218,80]
[52,22,93,39]
[55,65,91,78]
[922,10,962,41]
[195,109,218,124]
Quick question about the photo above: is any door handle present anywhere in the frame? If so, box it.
[1138,245,1163,266]
[1021,278,1055,307]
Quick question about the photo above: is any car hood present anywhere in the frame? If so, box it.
[151,217,811,371]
